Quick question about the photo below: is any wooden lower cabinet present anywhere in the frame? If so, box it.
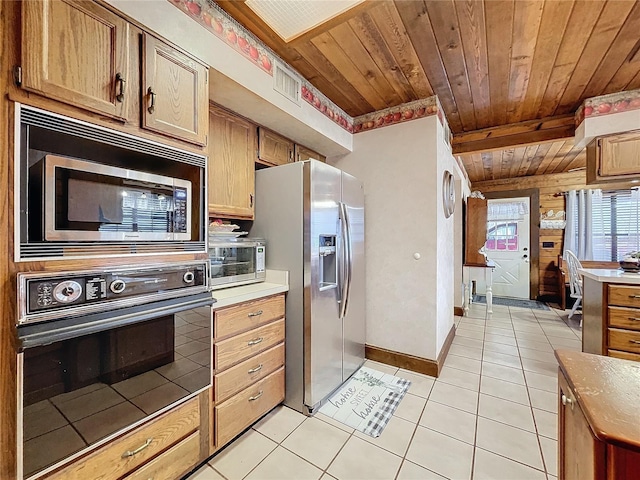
[46,397,201,480]
[124,432,200,480]
[215,368,285,446]
[558,352,640,480]
[211,294,286,453]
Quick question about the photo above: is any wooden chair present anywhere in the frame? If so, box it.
[564,250,583,323]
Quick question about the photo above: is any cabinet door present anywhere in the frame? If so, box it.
[142,33,208,146]
[558,373,606,480]
[294,144,326,162]
[258,127,294,165]
[22,0,130,119]
[208,107,256,218]
[598,132,640,178]
[464,198,487,266]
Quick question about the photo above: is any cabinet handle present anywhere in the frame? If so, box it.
[248,364,263,374]
[629,295,640,299]
[628,317,640,321]
[115,73,126,102]
[248,337,264,346]
[629,340,640,345]
[561,394,573,409]
[147,87,156,114]
[121,438,153,458]
[249,390,264,401]
[248,310,263,317]
[250,193,254,208]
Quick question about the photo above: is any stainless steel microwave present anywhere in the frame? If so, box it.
[209,238,266,289]
[29,155,192,242]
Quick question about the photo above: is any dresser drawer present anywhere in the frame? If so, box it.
[608,285,640,308]
[125,431,200,480]
[214,295,285,340]
[608,328,640,354]
[215,367,285,447]
[608,306,640,331]
[214,343,284,403]
[608,349,640,362]
[215,319,285,371]
[48,398,199,480]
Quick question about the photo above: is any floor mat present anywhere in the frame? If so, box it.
[473,295,550,311]
[318,366,411,438]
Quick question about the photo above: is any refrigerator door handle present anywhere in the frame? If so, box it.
[343,203,353,317]
[338,202,349,319]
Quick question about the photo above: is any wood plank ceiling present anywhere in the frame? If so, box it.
[215,0,640,183]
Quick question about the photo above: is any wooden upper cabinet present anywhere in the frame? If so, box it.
[208,107,256,219]
[142,33,208,146]
[21,0,131,120]
[294,144,326,163]
[587,131,640,184]
[258,127,294,166]
[464,197,488,266]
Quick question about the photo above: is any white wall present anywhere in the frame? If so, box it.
[329,116,456,361]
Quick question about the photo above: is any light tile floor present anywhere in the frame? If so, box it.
[188,303,581,480]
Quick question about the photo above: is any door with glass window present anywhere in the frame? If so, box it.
[483,198,531,299]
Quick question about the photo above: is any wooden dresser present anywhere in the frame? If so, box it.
[211,294,286,452]
[581,270,640,361]
[556,350,640,480]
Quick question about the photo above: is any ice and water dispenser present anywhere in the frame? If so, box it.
[319,235,337,290]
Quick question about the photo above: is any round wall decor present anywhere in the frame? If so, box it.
[443,170,455,218]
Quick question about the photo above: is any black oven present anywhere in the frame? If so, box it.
[16,262,214,479]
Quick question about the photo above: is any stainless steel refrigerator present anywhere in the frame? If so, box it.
[252,160,365,415]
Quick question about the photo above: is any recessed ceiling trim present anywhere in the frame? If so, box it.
[245,0,365,42]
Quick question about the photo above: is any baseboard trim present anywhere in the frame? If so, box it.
[436,324,456,376]
[454,306,464,316]
[365,345,438,377]
[366,324,456,378]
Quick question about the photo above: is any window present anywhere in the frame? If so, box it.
[569,189,640,261]
[486,221,518,251]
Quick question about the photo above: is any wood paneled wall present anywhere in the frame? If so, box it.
[473,172,636,299]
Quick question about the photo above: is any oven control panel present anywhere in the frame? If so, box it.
[19,262,208,322]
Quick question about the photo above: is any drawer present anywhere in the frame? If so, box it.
[608,328,640,354]
[214,343,285,403]
[125,431,200,480]
[215,367,285,447]
[215,318,285,371]
[608,285,640,308]
[608,306,640,331]
[608,349,640,362]
[47,398,199,480]
[214,294,285,340]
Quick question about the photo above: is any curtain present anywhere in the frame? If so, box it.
[564,189,599,260]
[487,201,529,221]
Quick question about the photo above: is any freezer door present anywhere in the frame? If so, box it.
[304,161,344,407]
[341,171,366,380]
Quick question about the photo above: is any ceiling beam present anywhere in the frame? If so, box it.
[452,114,576,155]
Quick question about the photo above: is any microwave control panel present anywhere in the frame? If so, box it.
[173,187,188,233]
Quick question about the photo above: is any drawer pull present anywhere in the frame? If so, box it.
[629,340,640,345]
[249,390,264,401]
[628,317,640,321]
[248,364,264,374]
[248,337,264,346]
[629,295,640,299]
[248,310,264,317]
[121,438,153,458]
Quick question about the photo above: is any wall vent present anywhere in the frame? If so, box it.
[273,61,300,105]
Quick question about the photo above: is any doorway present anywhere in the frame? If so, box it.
[484,197,531,299]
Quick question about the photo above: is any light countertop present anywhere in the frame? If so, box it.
[210,270,289,309]
[579,268,640,284]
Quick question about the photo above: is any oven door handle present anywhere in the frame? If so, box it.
[17,292,215,350]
